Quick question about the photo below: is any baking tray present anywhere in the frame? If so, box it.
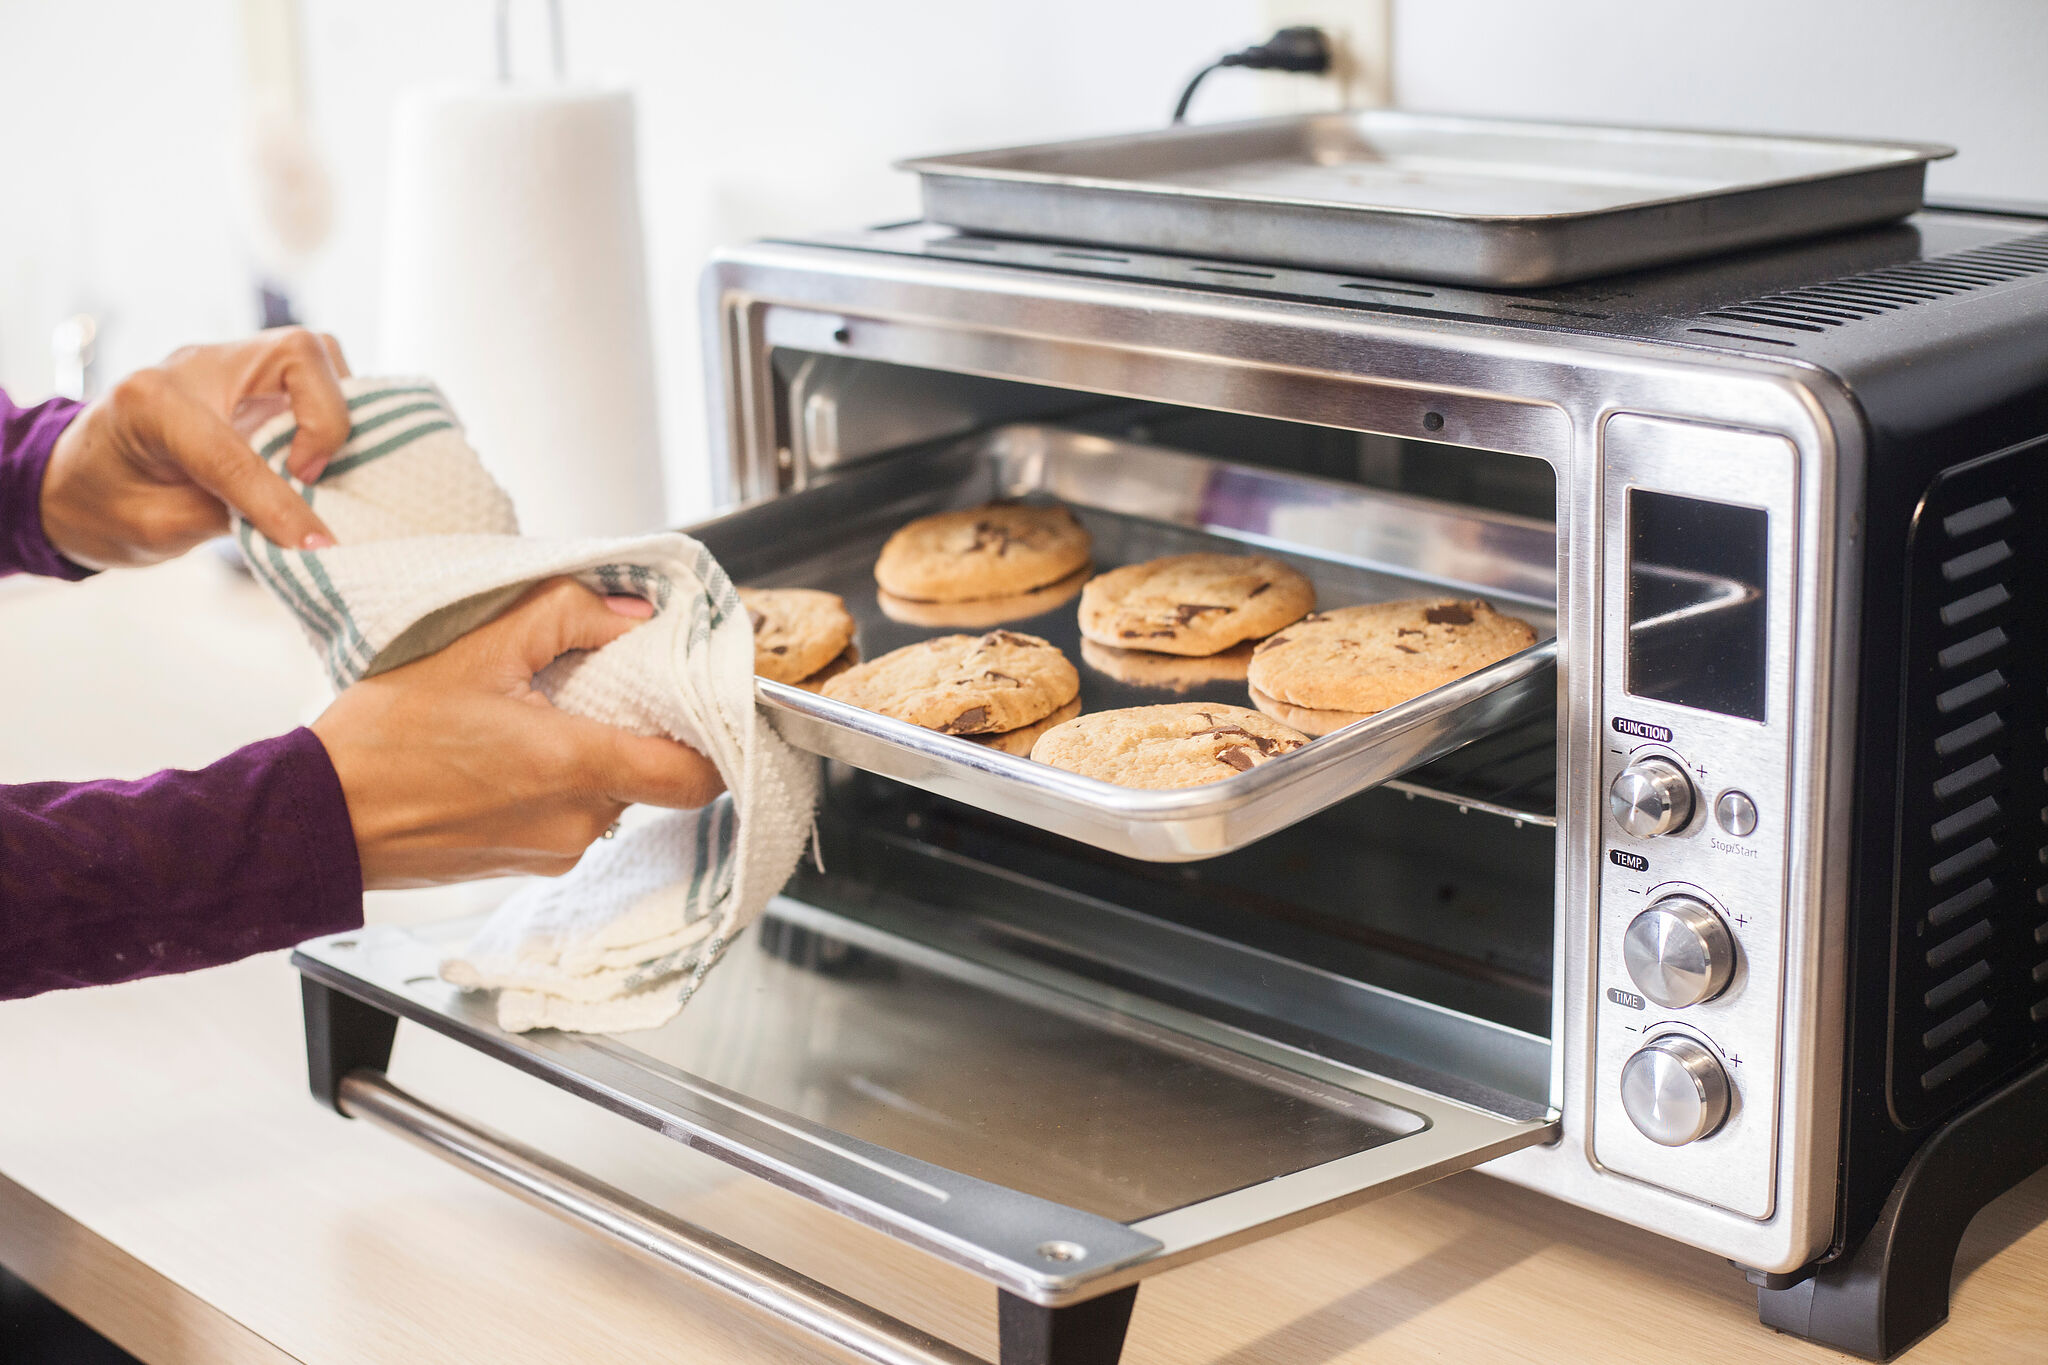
[899,110,1954,287]
[688,424,1559,861]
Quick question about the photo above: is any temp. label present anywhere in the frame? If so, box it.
[1611,716,1673,743]
[1609,848,1650,871]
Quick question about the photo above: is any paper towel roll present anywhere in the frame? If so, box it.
[379,86,666,537]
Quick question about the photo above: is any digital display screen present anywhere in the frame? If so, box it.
[1627,490,1769,721]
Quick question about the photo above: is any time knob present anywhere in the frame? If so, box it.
[1622,895,1736,1008]
[1609,755,1696,838]
[1620,1035,1731,1146]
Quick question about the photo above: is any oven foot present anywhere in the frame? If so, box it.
[300,975,399,1113]
[1756,1058,2048,1361]
[998,1286,1138,1365]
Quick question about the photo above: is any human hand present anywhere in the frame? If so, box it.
[309,578,725,889]
[39,327,350,570]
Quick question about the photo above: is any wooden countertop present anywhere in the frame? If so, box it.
[4,555,2045,1364]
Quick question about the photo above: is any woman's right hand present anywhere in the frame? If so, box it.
[310,578,725,889]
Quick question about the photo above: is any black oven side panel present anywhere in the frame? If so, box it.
[1836,384,2048,1259]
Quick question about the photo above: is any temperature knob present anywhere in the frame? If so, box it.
[1609,756,1696,838]
[1620,1035,1731,1146]
[1623,895,1736,1008]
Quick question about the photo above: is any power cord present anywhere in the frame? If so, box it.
[1171,26,1333,124]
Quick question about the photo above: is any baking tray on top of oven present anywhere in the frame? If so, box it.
[900,111,1952,286]
[685,422,1569,861]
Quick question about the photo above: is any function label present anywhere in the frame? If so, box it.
[1611,716,1673,743]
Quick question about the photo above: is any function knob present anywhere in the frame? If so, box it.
[1609,756,1696,838]
[1620,1035,1731,1147]
[1622,895,1736,1008]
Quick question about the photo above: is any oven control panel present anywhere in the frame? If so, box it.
[1591,416,1799,1221]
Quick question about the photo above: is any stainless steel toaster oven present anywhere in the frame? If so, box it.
[295,198,2048,1365]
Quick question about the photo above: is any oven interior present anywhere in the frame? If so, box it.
[762,349,1562,1112]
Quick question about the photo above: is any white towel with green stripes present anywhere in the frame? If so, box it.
[240,375,819,1034]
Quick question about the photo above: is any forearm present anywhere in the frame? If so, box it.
[0,388,92,580]
[0,728,363,999]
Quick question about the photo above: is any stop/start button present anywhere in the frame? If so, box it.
[1714,789,1759,837]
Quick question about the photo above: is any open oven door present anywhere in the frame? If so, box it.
[293,898,1556,1365]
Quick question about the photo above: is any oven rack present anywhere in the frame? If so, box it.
[1385,707,1558,828]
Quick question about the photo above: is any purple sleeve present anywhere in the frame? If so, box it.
[0,728,364,999]
[1,386,92,580]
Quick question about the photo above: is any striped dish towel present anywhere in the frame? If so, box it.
[240,376,818,1033]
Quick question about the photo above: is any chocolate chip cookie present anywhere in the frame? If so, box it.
[738,587,857,685]
[873,502,1093,602]
[1078,553,1314,656]
[973,697,1083,756]
[819,629,1079,735]
[876,565,1090,629]
[1031,702,1308,788]
[793,644,860,693]
[1247,598,1537,714]
[1248,685,1373,738]
[1080,637,1255,691]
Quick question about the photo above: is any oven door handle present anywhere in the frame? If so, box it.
[336,1069,989,1365]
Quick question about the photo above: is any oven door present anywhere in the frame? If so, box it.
[294,894,1556,1309]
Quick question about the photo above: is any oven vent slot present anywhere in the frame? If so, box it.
[1698,230,2048,335]
[1889,447,2048,1125]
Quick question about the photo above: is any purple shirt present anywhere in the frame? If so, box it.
[0,392,92,580]
[1,388,363,999]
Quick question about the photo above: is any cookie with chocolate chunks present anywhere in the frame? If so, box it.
[1248,684,1373,738]
[1078,553,1314,657]
[738,587,857,684]
[819,630,1079,736]
[1080,637,1255,691]
[972,697,1083,757]
[874,502,1092,602]
[1031,702,1308,789]
[876,566,1089,629]
[793,644,860,693]
[1247,597,1537,714]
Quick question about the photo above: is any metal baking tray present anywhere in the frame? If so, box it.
[899,110,1954,287]
[688,424,1558,861]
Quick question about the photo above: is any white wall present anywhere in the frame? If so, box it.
[6,0,2046,519]
[0,0,1285,515]
[1390,0,2048,203]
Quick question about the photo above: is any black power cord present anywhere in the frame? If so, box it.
[1171,26,1334,124]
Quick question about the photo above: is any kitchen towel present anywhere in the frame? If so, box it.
[239,375,818,1033]
[379,85,667,537]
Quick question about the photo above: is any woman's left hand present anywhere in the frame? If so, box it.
[38,327,352,570]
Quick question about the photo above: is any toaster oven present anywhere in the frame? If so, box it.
[295,201,2048,1365]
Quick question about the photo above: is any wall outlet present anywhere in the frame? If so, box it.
[1259,0,1393,111]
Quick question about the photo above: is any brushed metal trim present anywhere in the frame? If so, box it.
[1590,416,1800,1221]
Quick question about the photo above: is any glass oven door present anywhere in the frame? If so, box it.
[295,899,1556,1307]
